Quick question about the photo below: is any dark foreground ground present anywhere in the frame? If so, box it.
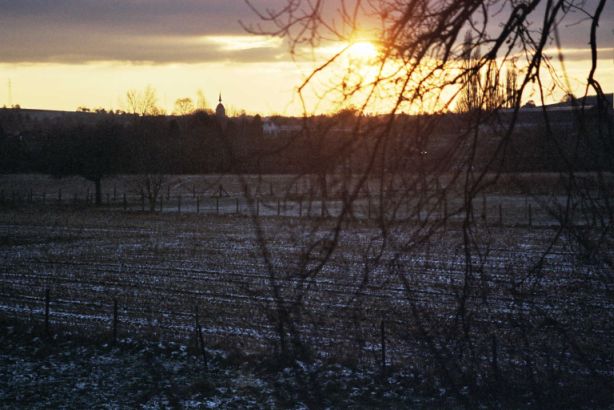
[2,318,612,409]
[1,318,469,409]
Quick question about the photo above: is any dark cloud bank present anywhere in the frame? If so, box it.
[0,0,611,65]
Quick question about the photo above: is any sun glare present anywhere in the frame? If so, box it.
[347,41,378,61]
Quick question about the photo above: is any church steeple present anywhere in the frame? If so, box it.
[216,91,226,125]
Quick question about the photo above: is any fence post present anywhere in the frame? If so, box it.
[113,298,118,343]
[381,320,387,379]
[528,203,532,228]
[443,193,448,229]
[44,289,50,335]
[194,306,208,368]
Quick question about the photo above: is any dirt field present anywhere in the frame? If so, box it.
[1,174,612,402]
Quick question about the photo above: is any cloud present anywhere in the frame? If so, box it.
[0,0,612,65]
[0,28,287,64]
[544,47,614,62]
[0,0,289,64]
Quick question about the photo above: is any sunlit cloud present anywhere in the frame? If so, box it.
[198,35,283,52]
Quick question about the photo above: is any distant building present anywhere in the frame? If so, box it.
[261,118,304,137]
[262,119,280,137]
[216,93,227,128]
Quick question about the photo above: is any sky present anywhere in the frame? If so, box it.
[0,0,612,116]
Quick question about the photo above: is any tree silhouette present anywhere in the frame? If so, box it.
[240,0,613,405]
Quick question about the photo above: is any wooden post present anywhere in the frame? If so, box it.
[381,320,387,379]
[113,299,118,343]
[197,196,200,214]
[194,306,208,368]
[528,203,532,228]
[178,195,181,213]
[491,334,499,382]
[44,289,50,335]
[443,192,448,221]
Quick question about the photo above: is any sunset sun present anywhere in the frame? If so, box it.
[346,41,379,61]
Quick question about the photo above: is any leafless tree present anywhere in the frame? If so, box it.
[125,86,170,210]
[238,0,612,405]
[126,86,165,117]
[135,173,167,212]
[173,97,195,116]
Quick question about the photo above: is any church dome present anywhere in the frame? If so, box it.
[215,93,226,119]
